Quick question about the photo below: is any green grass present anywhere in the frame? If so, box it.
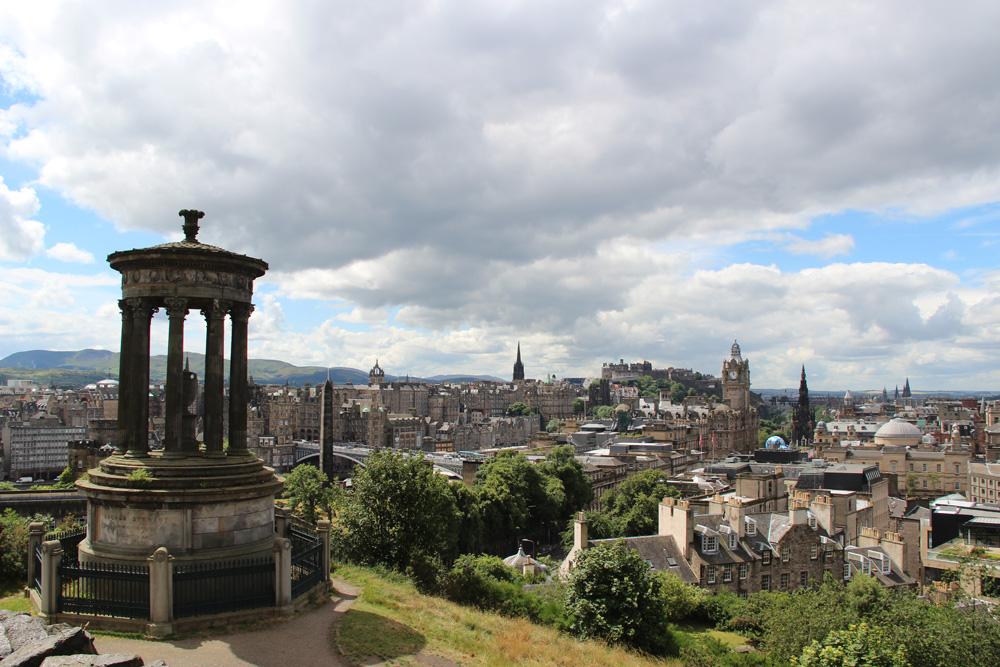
[674,622,748,650]
[333,564,685,667]
[0,593,32,613]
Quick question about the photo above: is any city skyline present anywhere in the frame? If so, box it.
[0,2,998,390]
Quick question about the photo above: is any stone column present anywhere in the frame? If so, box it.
[274,506,291,539]
[163,297,188,457]
[202,299,229,456]
[227,302,253,456]
[39,540,62,619]
[273,536,292,613]
[27,522,45,590]
[317,520,332,591]
[147,547,174,637]
[127,298,157,457]
[117,299,134,454]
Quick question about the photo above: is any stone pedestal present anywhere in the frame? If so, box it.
[77,454,283,565]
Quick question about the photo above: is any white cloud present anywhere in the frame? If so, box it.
[0,177,44,260]
[783,233,854,258]
[45,242,94,263]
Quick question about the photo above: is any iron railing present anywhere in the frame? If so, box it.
[290,528,324,599]
[173,556,275,618]
[32,543,42,592]
[58,560,150,619]
[48,528,87,564]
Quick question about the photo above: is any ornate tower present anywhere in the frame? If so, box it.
[792,365,813,445]
[513,342,525,382]
[369,359,386,386]
[722,339,750,411]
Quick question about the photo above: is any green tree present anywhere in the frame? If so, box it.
[670,382,687,404]
[282,464,334,524]
[572,398,585,415]
[593,405,615,419]
[0,509,30,584]
[797,623,909,667]
[905,473,919,496]
[57,465,78,489]
[475,450,561,538]
[538,445,593,516]
[335,451,460,570]
[546,418,560,433]
[566,539,678,656]
[598,468,680,536]
[507,402,537,417]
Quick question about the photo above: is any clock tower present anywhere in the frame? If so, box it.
[722,339,750,411]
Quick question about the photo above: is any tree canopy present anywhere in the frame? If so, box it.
[282,463,335,524]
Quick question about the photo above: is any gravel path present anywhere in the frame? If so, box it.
[94,580,360,667]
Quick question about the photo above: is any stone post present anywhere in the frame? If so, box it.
[147,547,174,637]
[127,297,157,457]
[273,536,292,613]
[274,506,291,539]
[163,297,188,457]
[117,299,134,453]
[39,540,62,619]
[27,522,45,590]
[227,302,253,456]
[317,520,332,591]
[203,299,229,456]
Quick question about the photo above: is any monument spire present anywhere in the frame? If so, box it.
[513,341,525,382]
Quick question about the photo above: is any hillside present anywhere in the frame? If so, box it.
[333,564,681,667]
[0,350,370,386]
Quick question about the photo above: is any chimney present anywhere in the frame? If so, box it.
[659,497,694,559]
[881,531,905,576]
[789,498,808,525]
[858,526,881,548]
[573,511,589,553]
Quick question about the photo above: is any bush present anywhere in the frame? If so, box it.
[695,589,745,627]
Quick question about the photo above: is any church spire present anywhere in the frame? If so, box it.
[513,341,525,382]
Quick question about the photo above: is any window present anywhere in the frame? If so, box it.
[704,535,718,553]
[781,546,790,563]
[881,557,891,575]
[808,515,817,529]
[729,533,738,550]
[747,519,757,536]
[761,574,771,591]
[800,571,809,587]
[844,562,851,580]
[766,501,774,511]
[707,565,717,584]
[781,572,790,589]
[923,463,928,472]
[955,482,961,490]
[810,545,818,560]
[739,590,749,600]
[762,551,771,565]
[723,564,733,582]
[923,480,928,488]
[891,461,897,472]
[739,563,748,580]
[909,463,914,471]
[955,464,960,474]
[937,464,942,473]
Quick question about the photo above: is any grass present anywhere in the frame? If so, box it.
[0,589,32,613]
[674,622,747,650]
[333,564,684,667]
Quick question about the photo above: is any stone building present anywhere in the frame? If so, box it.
[2,412,87,481]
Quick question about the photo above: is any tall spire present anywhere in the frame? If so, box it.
[513,341,525,382]
[792,364,812,446]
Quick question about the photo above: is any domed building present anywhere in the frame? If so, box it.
[873,418,922,447]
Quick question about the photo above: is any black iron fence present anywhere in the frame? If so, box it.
[48,527,86,564]
[58,560,150,619]
[173,556,275,618]
[290,526,324,599]
[32,543,42,592]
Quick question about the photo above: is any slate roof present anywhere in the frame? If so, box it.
[588,535,698,584]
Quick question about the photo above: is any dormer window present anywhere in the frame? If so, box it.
[703,535,718,553]
[746,518,757,535]
[881,557,891,575]
[808,514,817,529]
[729,533,738,550]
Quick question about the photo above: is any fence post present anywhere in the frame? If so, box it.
[316,520,332,591]
[39,540,62,619]
[274,506,291,538]
[27,522,45,590]
[273,536,292,614]
[147,547,174,637]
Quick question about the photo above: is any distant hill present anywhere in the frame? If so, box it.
[0,349,371,387]
[425,374,508,383]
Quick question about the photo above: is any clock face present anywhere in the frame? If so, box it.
[729,370,738,379]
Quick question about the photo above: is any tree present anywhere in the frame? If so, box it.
[282,464,334,523]
[597,468,680,536]
[905,473,919,496]
[797,623,909,667]
[538,445,593,516]
[566,539,678,656]
[507,402,537,417]
[572,398,585,416]
[57,465,78,489]
[336,451,460,570]
[546,418,560,433]
[593,405,615,419]
[0,509,30,584]
[670,382,687,404]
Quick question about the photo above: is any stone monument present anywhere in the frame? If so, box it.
[76,210,283,565]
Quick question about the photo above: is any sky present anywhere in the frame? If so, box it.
[0,1,998,392]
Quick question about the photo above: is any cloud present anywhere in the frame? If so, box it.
[784,233,854,258]
[2,2,1000,389]
[0,177,44,260]
[45,242,94,263]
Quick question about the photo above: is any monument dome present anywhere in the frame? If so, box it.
[873,418,922,446]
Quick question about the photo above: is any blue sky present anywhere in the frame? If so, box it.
[0,1,998,391]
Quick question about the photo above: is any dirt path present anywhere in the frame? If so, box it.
[94,580,360,667]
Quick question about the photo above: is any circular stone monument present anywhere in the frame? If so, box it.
[77,210,282,565]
